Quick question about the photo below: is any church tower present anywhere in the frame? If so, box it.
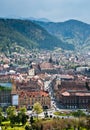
[11,79,17,95]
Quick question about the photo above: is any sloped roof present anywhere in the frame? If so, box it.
[62,91,70,96]
[40,62,54,69]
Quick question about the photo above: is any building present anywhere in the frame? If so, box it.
[0,86,11,110]
[60,90,90,109]
[53,75,90,109]
[40,62,58,74]
[11,77,51,109]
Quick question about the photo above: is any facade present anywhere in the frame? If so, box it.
[40,62,58,74]
[28,68,35,78]
[60,91,90,109]
[11,78,51,109]
[0,88,11,109]
[53,75,90,109]
[18,90,50,109]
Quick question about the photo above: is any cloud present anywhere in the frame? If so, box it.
[0,0,90,23]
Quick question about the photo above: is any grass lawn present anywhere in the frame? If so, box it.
[1,121,27,130]
[54,111,72,116]
[1,121,10,125]
[1,126,25,130]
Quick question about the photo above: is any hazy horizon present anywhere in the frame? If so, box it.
[0,0,90,24]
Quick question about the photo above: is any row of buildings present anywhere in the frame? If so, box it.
[0,71,90,110]
[52,75,90,109]
[0,72,51,110]
[0,52,90,111]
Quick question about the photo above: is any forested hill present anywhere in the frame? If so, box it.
[0,18,74,53]
[35,19,90,51]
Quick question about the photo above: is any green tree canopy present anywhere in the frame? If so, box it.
[18,106,28,126]
[19,106,27,114]
[33,102,43,115]
[0,107,3,125]
[72,110,86,117]
[6,106,16,118]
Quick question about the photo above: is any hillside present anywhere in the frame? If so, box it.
[36,19,90,51]
[0,18,74,53]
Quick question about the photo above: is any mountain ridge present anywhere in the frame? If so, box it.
[35,19,90,51]
[0,18,90,53]
[0,18,74,53]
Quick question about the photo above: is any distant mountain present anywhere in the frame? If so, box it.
[26,17,51,22]
[35,19,90,51]
[4,16,51,22]
[0,18,74,53]
[35,18,51,22]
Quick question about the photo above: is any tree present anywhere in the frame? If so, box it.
[15,114,21,124]
[9,115,16,127]
[72,110,86,129]
[6,106,16,119]
[25,125,32,130]
[72,110,86,118]
[19,106,27,114]
[33,102,43,119]
[0,107,3,125]
[86,115,90,130]
[6,106,16,118]
[6,106,16,127]
[21,114,28,126]
[18,106,28,126]
[30,116,34,125]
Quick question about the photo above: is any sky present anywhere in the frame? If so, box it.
[0,0,90,23]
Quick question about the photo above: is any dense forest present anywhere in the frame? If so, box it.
[0,18,74,53]
[36,19,90,51]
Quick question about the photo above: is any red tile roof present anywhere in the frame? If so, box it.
[40,62,54,69]
[19,90,49,97]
